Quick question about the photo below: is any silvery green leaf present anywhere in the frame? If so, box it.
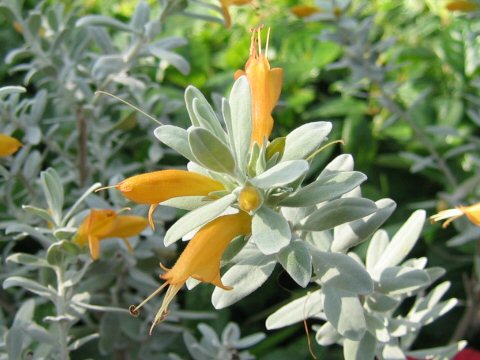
[315,322,340,346]
[251,206,291,255]
[221,322,240,342]
[247,142,260,178]
[62,182,102,226]
[149,46,190,75]
[323,285,366,340]
[6,327,23,360]
[41,168,64,223]
[22,205,54,225]
[185,85,207,127]
[222,235,248,264]
[365,293,399,312]
[366,230,389,272]
[5,224,52,247]
[226,76,252,171]
[46,240,81,266]
[0,86,26,97]
[408,299,458,325]
[68,333,100,351]
[151,36,187,50]
[298,198,377,231]
[332,198,396,252]
[30,89,47,124]
[364,313,389,342]
[164,194,236,246]
[154,125,196,162]
[402,257,427,270]
[311,250,373,294]
[92,54,125,79]
[388,319,420,337]
[343,332,376,360]
[277,239,312,287]
[282,122,332,161]
[372,210,426,276]
[6,253,51,268]
[318,154,354,178]
[425,267,446,283]
[130,1,150,32]
[3,276,55,299]
[281,172,367,207]
[378,267,430,295]
[25,323,55,345]
[265,291,324,330]
[161,196,208,211]
[307,230,332,252]
[409,282,450,315]
[76,15,134,33]
[232,333,266,349]
[192,97,226,141]
[382,343,405,360]
[407,341,467,360]
[22,150,42,179]
[13,298,35,327]
[251,160,308,189]
[99,312,120,354]
[212,254,276,309]
[188,127,236,175]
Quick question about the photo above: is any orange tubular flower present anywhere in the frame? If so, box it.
[129,211,251,334]
[113,170,225,229]
[220,0,253,28]
[291,5,322,18]
[430,202,480,228]
[0,134,22,157]
[446,0,478,11]
[74,209,148,260]
[234,28,283,146]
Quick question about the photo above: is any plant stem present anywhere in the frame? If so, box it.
[378,88,458,189]
[76,107,88,188]
[55,266,71,360]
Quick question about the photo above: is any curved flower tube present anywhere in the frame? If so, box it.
[220,0,253,28]
[0,134,22,157]
[129,211,251,334]
[113,170,225,228]
[74,209,148,260]
[430,202,480,228]
[234,27,283,146]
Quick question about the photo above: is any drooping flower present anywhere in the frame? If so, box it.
[234,27,283,146]
[112,170,225,229]
[446,0,478,12]
[220,0,253,28]
[430,202,480,228]
[74,209,148,260]
[291,5,322,18]
[0,134,22,157]
[129,211,251,334]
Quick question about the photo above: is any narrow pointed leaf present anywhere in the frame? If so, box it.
[154,125,196,162]
[251,160,309,189]
[298,198,377,231]
[188,127,236,175]
[282,122,332,161]
[280,171,367,207]
[164,194,236,246]
[251,206,291,255]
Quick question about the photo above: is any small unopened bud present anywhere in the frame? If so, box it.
[239,186,263,212]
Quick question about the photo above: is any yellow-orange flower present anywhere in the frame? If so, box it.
[430,202,480,228]
[446,0,478,11]
[74,209,148,260]
[291,5,322,18]
[234,27,283,146]
[238,185,263,212]
[112,170,225,229]
[220,0,253,28]
[0,134,22,157]
[129,211,251,334]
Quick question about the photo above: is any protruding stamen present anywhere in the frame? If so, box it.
[95,184,117,193]
[265,27,271,58]
[129,282,169,317]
